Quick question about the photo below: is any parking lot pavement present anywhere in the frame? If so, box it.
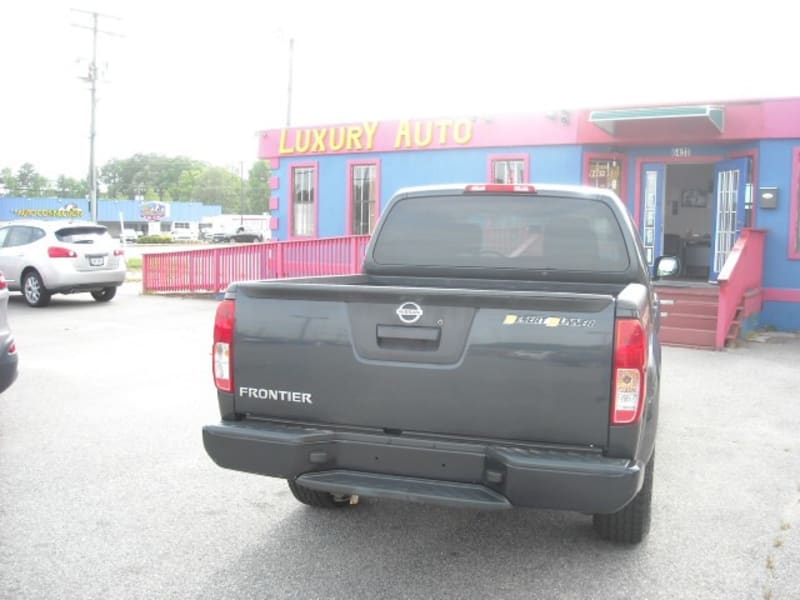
[0,284,798,599]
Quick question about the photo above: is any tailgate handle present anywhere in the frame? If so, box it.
[376,325,441,343]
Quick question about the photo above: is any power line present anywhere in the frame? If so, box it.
[71,8,124,223]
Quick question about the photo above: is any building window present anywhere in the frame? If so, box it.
[349,162,379,235]
[588,159,622,193]
[642,170,658,266]
[489,155,529,184]
[791,147,800,259]
[291,164,316,237]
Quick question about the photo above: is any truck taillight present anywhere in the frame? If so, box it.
[213,299,235,392]
[612,318,647,425]
[48,247,77,258]
[0,272,6,290]
[465,184,536,193]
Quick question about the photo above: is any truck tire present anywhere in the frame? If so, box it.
[592,451,653,544]
[288,479,354,509]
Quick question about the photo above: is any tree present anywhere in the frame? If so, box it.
[247,160,271,214]
[15,163,48,197]
[0,168,20,196]
[192,166,243,213]
[56,175,88,198]
[99,154,207,201]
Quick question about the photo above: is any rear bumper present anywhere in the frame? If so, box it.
[43,265,126,291]
[203,420,645,514]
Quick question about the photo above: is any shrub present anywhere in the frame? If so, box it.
[137,235,173,244]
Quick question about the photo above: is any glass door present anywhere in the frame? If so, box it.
[711,158,749,280]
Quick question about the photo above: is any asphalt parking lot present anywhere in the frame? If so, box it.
[1,283,798,599]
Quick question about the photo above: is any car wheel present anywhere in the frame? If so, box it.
[23,270,51,308]
[90,287,117,303]
[288,479,354,509]
[592,451,654,544]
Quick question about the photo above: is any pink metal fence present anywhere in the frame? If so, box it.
[715,229,766,350]
[143,235,371,294]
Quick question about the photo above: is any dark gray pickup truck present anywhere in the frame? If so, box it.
[204,183,669,544]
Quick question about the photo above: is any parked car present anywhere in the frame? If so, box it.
[0,271,18,393]
[0,220,127,307]
[120,228,142,244]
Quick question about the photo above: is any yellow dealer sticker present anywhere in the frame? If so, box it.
[503,314,598,328]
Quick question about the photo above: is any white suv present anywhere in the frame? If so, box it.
[0,220,127,307]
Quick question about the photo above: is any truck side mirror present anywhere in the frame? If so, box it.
[655,256,681,279]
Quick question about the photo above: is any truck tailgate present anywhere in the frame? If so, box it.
[232,284,615,448]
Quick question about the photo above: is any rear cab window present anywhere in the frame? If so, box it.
[56,226,110,245]
[373,193,631,272]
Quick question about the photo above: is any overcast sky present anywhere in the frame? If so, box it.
[1,0,797,180]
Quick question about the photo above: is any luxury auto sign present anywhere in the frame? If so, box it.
[276,118,475,155]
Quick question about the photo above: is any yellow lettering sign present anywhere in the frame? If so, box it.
[435,120,453,144]
[394,120,411,149]
[363,121,378,150]
[329,126,346,151]
[295,129,311,154]
[413,122,433,147]
[346,126,363,151]
[279,129,294,155]
[453,119,473,144]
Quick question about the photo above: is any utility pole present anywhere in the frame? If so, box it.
[286,37,294,128]
[72,9,122,222]
[240,161,245,223]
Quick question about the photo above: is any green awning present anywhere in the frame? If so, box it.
[589,105,725,136]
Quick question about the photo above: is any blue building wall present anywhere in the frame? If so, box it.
[271,140,799,331]
[756,140,800,330]
[274,145,582,240]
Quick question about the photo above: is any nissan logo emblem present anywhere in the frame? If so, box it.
[396,302,423,324]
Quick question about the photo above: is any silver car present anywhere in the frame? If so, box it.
[0,220,127,307]
[0,271,18,393]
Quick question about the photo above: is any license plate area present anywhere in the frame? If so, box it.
[88,256,105,267]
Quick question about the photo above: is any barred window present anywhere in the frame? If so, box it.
[292,166,316,237]
[351,164,377,235]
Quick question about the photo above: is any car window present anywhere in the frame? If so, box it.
[4,226,34,248]
[374,194,631,272]
[0,227,10,247]
[55,226,110,244]
[30,228,46,243]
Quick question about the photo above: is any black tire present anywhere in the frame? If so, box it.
[593,451,654,544]
[288,479,353,509]
[22,270,51,308]
[91,287,117,302]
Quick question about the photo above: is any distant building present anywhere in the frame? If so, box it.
[257,96,800,332]
[0,197,222,235]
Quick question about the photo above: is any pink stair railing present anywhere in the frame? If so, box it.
[143,235,371,294]
[715,229,766,349]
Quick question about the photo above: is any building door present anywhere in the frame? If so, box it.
[710,158,750,280]
[640,163,665,270]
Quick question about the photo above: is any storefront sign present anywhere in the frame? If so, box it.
[13,203,83,218]
[140,201,170,221]
[276,119,475,156]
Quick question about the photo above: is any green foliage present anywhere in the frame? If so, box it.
[137,235,174,244]
[2,157,270,209]
[247,160,271,215]
[125,257,143,270]
[55,175,88,198]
